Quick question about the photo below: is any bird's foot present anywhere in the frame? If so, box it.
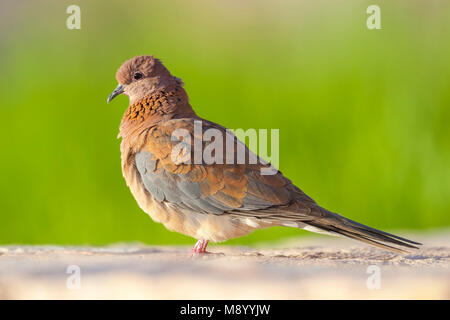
[190,239,209,255]
[189,240,225,258]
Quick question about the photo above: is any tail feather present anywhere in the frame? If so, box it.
[304,210,422,253]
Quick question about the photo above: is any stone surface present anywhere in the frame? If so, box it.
[0,231,448,299]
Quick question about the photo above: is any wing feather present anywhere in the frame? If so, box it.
[134,118,306,217]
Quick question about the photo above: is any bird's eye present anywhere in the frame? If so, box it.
[133,72,143,80]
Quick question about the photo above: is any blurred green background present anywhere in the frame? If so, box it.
[0,0,449,245]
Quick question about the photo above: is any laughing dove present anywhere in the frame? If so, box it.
[107,55,420,254]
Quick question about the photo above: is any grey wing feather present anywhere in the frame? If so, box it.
[134,150,292,215]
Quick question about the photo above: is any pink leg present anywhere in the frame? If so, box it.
[191,239,209,254]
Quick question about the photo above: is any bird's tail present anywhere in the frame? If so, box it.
[301,209,422,253]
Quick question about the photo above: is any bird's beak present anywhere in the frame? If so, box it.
[107,84,125,103]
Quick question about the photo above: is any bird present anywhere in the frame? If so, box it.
[107,55,421,255]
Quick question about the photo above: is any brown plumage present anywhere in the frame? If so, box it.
[108,55,421,254]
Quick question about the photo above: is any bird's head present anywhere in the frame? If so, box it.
[107,55,179,104]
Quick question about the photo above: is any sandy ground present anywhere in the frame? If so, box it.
[0,231,448,299]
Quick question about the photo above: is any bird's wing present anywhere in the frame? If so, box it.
[134,118,421,252]
[134,118,319,220]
